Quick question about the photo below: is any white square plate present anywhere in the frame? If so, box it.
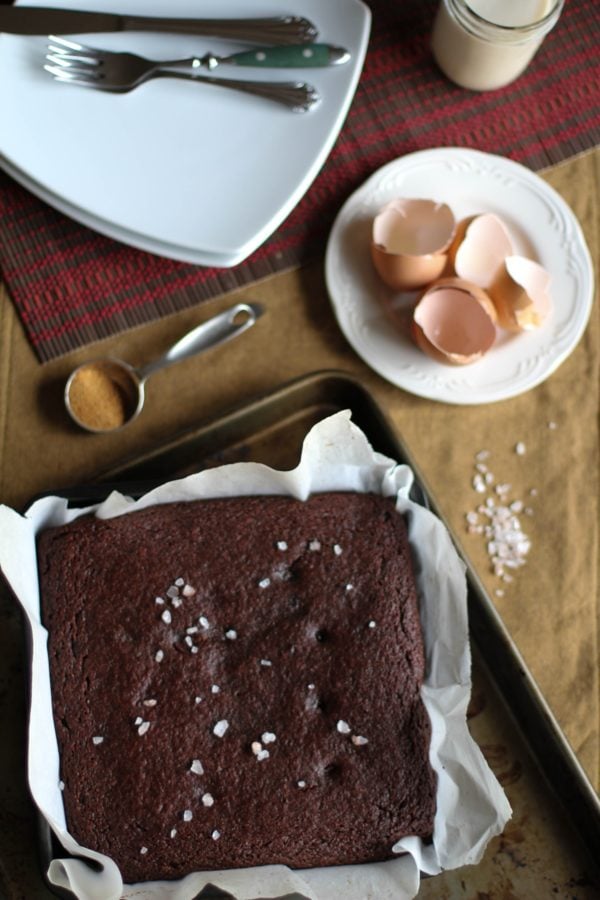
[0,0,370,266]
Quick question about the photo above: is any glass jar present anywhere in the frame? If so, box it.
[431,0,565,91]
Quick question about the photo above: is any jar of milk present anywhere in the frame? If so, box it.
[431,0,564,91]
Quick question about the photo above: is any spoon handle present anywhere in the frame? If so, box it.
[138,302,264,382]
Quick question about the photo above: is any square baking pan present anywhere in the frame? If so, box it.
[14,370,600,898]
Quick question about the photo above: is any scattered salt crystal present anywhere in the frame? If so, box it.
[166,586,179,599]
[495,589,505,598]
[530,488,538,497]
[336,720,351,734]
[138,721,150,736]
[171,597,182,608]
[183,810,193,822]
[199,616,210,629]
[134,716,143,726]
[213,720,229,738]
[211,684,220,694]
[212,829,221,841]
[185,636,193,647]
[258,577,271,589]
[257,749,270,762]
[309,540,321,551]
[59,781,65,790]
[476,449,490,461]
[368,620,376,629]
[143,699,157,707]
[155,650,164,663]
[175,578,184,587]
[140,847,148,855]
[190,759,204,775]
[194,696,203,704]
[472,474,486,493]
[202,793,214,807]
[251,741,263,755]
[297,780,307,788]
[262,732,276,744]
[260,659,272,667]
[548,421,558,430]
[186,626,199,635]
[351,735,369,746]
[182,584,196,597]
[515,442,526,455]
[277,541,288,551]
[191,646,199,654]
[170,828,177,839]
[307,683,315,690]
[161,609,172,624]
[92,736,104,745]
[225,629,237,640]
[345,584,354,592]
[155,597,165,605]
[333,544,343,556]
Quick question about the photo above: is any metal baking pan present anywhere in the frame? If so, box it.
[9,370,600,898]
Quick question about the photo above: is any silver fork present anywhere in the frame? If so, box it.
[45,37,320,112]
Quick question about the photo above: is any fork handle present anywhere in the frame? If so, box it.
[121,15,318,45]
[163,72,320,112]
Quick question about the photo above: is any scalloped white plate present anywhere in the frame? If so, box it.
[325,148,594,405]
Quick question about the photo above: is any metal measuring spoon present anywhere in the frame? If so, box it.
[65,302,264,433]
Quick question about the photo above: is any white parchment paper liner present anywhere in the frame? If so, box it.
[0,411,511,900]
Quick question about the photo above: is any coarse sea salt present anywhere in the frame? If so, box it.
[466,449,533,583]
[336,720,351,734]
[213,719,229,738]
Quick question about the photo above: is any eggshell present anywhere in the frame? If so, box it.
[413,277,497,365]
[371,198,456,290]
[489,255,552,331]
[450,213,514,289]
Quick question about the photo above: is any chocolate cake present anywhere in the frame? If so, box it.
[37,492,436,883]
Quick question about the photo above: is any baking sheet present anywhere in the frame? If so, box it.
[0,410,510,899]
[1,371,599,898]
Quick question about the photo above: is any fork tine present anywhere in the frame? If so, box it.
[43,64,98,84]
[47,34,85,52]
[46,51,102,68]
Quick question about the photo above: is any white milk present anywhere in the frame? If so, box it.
[431,0,562,91]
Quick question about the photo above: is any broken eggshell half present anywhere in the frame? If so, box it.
[488,256,552,332]
[371,198,456,290]
[412,277,498,365]
[450,213,514,289]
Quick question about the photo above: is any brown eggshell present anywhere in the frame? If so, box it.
[449,213,514,289]
[371,198,456,290]
[488,256,552,331]
[412,277,497,365]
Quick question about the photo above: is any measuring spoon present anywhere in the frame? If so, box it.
[65,301,264,433]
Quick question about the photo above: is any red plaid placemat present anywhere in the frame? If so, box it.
[0,0,598,362]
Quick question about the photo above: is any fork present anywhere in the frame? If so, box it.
[45,37,320,112]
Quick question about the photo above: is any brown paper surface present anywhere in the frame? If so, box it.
[0,148,598,896]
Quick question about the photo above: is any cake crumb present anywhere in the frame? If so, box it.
[202,793,214,807]
[213,719,229,738]
[336,720,351,734]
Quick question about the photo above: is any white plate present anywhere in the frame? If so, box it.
[325,148,595,405]
[0,0,370,267]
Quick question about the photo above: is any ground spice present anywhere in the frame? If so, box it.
[68,364,133,431]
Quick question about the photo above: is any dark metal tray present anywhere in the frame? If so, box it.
[16,371,600,897]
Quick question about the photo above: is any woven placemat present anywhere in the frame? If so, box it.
[0,0,598,362]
